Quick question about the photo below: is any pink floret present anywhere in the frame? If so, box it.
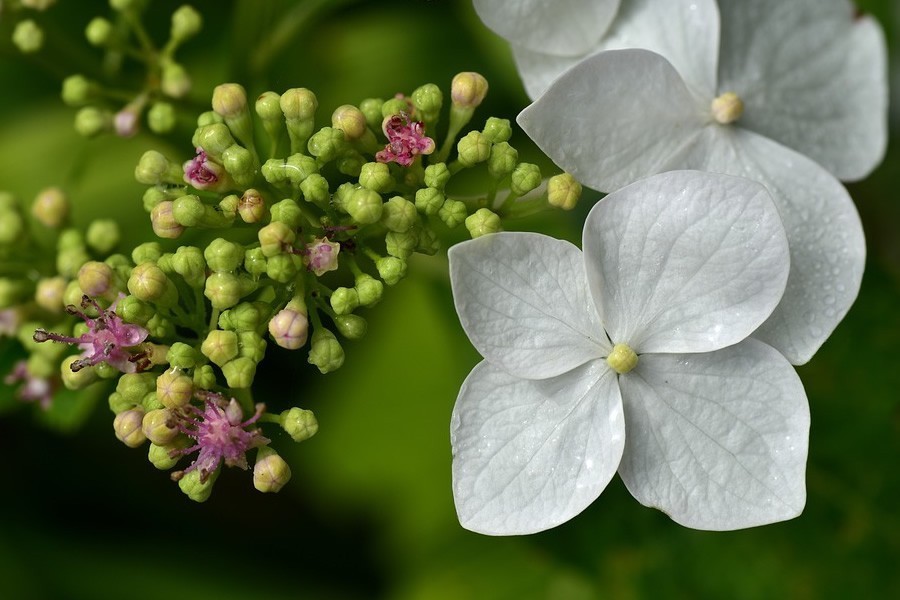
[376,112,435,167]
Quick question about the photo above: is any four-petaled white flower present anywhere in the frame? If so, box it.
[517,0,887,365]
[449,171,809,535]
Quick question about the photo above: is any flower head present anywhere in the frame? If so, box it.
[4,360,56,410]
[170,391,270,482]
[449,171,809,534]
[33,295,149,373]
[375,112,435,167]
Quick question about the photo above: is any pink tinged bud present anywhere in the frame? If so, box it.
[304,237,340,276]
[114,408,147,447]
[150,201,185,239]
[268,308,309,349]
[1,308,22,337]
[183,148,224,190]
[4,360,55,410]
[114,108,140,138]
[375,112,435,168]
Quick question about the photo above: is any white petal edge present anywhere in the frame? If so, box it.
[449,233,608,380]
[583,170,789,354]
[451,360,624,535]
[716,0,888,181]
[517,49,707,193]
[617,339,809,530]
[472,0,619,57]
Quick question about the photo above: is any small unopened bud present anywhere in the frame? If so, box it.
[333,314,367,340]
[35,277,67,313]
[61,75,95,106]
[415,187,444,216]
[411,83,443,123]
[141,408,179,445]
[510,162,542,196]
[77,261,114,297]
[258,222,295,257]
[308,328,344,374]
[456,131,491,167]
[60,355,98,390]
[300,174,330,205]
[85,16,113,45]
[308,127,349,162]
[483,117,512,143]
[150,201,185,239]
[166,342,198,370]
[346,188,383,224]
[32,187,69,228]
[451,72,488,109]
[330,287,359,316]
[279,407,318,442]
[171,5,203,42]
[239,189,266,223]
[381,196,418,233]
[156,369,193,409]
[268,308,309,350]
[438,199,467,229]
[200,329,239,366]
[177,468,219,502]
[147,102,176,134]
[269,198,303,228]
[375,256,407,286]
[204,272,243,310]
[204,238,244,273]
[161,61,191,98]
[128,262,169,302]
[86,219,120,254]
[332,104,369,140]
[385,231,418,259]
[172,245,206,287]
[221,356,256,388]
[148,441,184,470]
[13,20,44,54]
[423,163,451,190]
[465,208,501,238]
[488,142,518,179]
[359,162,393,193]
[547,173,582,210]
[354,274,383,307]
[253,446,292,493]
[74,107,113,138]
[266,254,299,284]
[114,408,147,448]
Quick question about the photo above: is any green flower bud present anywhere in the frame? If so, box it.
[243,247,268,277]
[265,253,299,283]
[332,104,369,140]
[204,272,243,310]
[415,187,444,216]
[336,153,365,177]
[57,248,90,279]
[219,301,265,332]
[375,256,407,286]
[253,446,292,493]
[60,355,98,390]
[115,295,152,327]
[147,102,176,134]
[268,307,308,349]
[141,187,167,212]
[353,98,381,131]
[13,20,44,54]
[108,392,131,415]
[380,196,418,232]
[438,198,468,229]
[61,75,95,106]
[457,131,491,167]
[171,5,202,42]
[75,107,113,138]
[279,407,318,442]
[0,208,24,245]
[192,123,235,160]
[308,127,348,162]
[354,274,383,307]
[172,246,206,287]
[238,189,266,223]
[204,238,244,273]
[192,364,216,390]
[547,173,582,210]
[161,61,191,98]
[423,162,451,190]
[196,110,223,127]
[116,372,157,406]
[135,151,175,185]
[222,356,256,388]
[346,188,383,224]
[299,173,329,205]
[221,145,255,185]
[77,261,114,297]
[483,117,512,143]
[132,242,162,265]
[330,287,359,316]
[85,219,120,254]
[416,226,440,256]
[307,328,344,374]
[333,314,367,340]
[411,83,442,123]
[237,330,266,362]
[488,142,518,179]
[35,276,67,313]
[32,187,69,228]
[114,408,147,448]
[510,162,542,196]
[148,440,184,470]
[156,369,193,409]
[128,262,168,302]
[178,467,219,502]
[142,408,179,445]
[151,201,185,239]
[269,199,302,228]
[381,97,409,118]
[201,329,239,366]
[255,91,282,123]
[146,313,175,338]
[359,162,393,193]
[85,17,113,46]
[451,72,489,109]
[281,88,317,151]
[465,208,502,238]
[385,230,418,259]
[167,342,198,370]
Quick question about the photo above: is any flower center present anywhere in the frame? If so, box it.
[711,92,744,125]
[606,343,638,374]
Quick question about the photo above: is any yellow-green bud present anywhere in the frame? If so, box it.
[385,230,418,259]
[156,369,193,409]
[238,189,266,223]
[279,407,318,442]
[238,331,266,362]
[221,356,256,388]
[510,162,542,196]
[359,162,393,193]
[255,91,282,123]
[192,364,216,390]
[269,198,303,228]
[423,163,451,190]
[547,173,582,211]
[56,248,89,280]
[204,272,243,310]
[483,117,512,143]
[35,277,67,313]
[128,262,169,302]
[178,467,219,502]
[32,187,69,228]
[415,187,444,216]
[161,61,191,98]
[308,328,344,374]
[375,256,407,286]
[172,245,206,287]
[192,123,235,160]
[85,16,113,46]
[465,208,501,238]
[13,20,44,54]
[132,242,162,265]
[116,295,153,326]
[222,144,255,185]
[147,102,176,134]
[78,261,114,297]
[380,196,418,233]
[253,446,292,493]
[61,74,95,106]
[346,188,383,224]
[354,274,383,307]
[117,372,157,406]
[150,201,185,239]
[438,199,468,229]
[488,142,518,179]
[332,104,369,140]
[265,254,299,283]
[268,307,309,350]
[330,287,359,316]
[74,107,113,137]
[0,208,24,245]
[300,173,330,205]
[201,329,239,366]
[333,314,367,340]
[457,131,491,167]
[381,97,409,118]
[417,227,440,256]
[86,219,120,254]
[114,408,147,448]
[244,247,268,277]
[142,408,179,445]
[451,72,489,108]
[148,440,185,470]
[204,238,244,273]
[219,302,265,332]
[411,83,443,123]
[166,342,198,370]
[258,221,294,256]
[171,5,202,42]
[280,88,318,121]
[308,127,348,162]
[60,355,98,390]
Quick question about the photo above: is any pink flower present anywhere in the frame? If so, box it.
[376,112,435,167]
[33,295,149,374]
[170,391,270,482]
[183,148,223,189]
[304,237,340,276]
[4,360,55,410]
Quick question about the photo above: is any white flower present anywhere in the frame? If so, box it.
[518,0,887,365]
[449,171,809,535]
[473,0,721,100]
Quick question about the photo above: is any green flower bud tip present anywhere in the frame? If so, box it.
[150,201,185,239]
[32,187,69,228]
[177,467,220,503]
[439,199,467,229]
[61,75,95,107]
[305,237,340,276]
[78,261,114,298]
[222,356,257,388]
[415,187,444,216]
[161,62,191,99]
[193,364,217,390]
[128,262,169,302]
[60,355,98,390]
[172,246,206,287]
[253,447,292,493]
[381,196,418,233]
[255,91,282,122]
[222,145,255,184]
[86,219,120,254]
[148,441,183,470]
[376,256,407,286]
[280,88,318,121]
[411,83,443,121]
[308,127,349,162]
[35,277,67,313]
[117,372,157,405]
[547,173,583,211]
[346,187,383,224]
[330,287,359,316]
[156,369,193,409]
[205,272,243,310]
[333,314,367,340]
[488,142,519,179]
[268,307,309,350]
[483,117,512,144]
[308,328,344,374]
[417,227,440,256]
[300,173,329,205]
[114,408,147,448]
[332,104,369,141]
[258,221,295,257]
[465,208,502,238]
[266,254,299,283]
[200,329,239,366]
[74,107,113,138]
[193,123,235,158]
[356,162,390,194]
[270,198,303,228]
[239,189,266,223]
[167,342,198,370]
[135,151,174,185]
[171,5,203,42]
[423,163,451,190]
[204,238,244,273]
[84,16,113,46]
[13,20,44,54]
[244,247,268,277]
[451,72,489,108]
[56,247,90,279]
[510,162,542,196]
[354,274,383,307]
[456,131,491,167]
[147,102,176,134]
[279,407,318,442]
[132,242,162,265]
[385,230,417,259]
[0,207,24,244]
[359,97,384,129]
[142,408,179,445]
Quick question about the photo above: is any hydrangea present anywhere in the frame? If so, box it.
[517,0,887,364]
[449,171,809,534]
[375,112,435,167]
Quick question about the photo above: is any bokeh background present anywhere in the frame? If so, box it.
[1,1,898,598]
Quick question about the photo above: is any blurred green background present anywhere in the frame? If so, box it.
[1,1,898,598]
